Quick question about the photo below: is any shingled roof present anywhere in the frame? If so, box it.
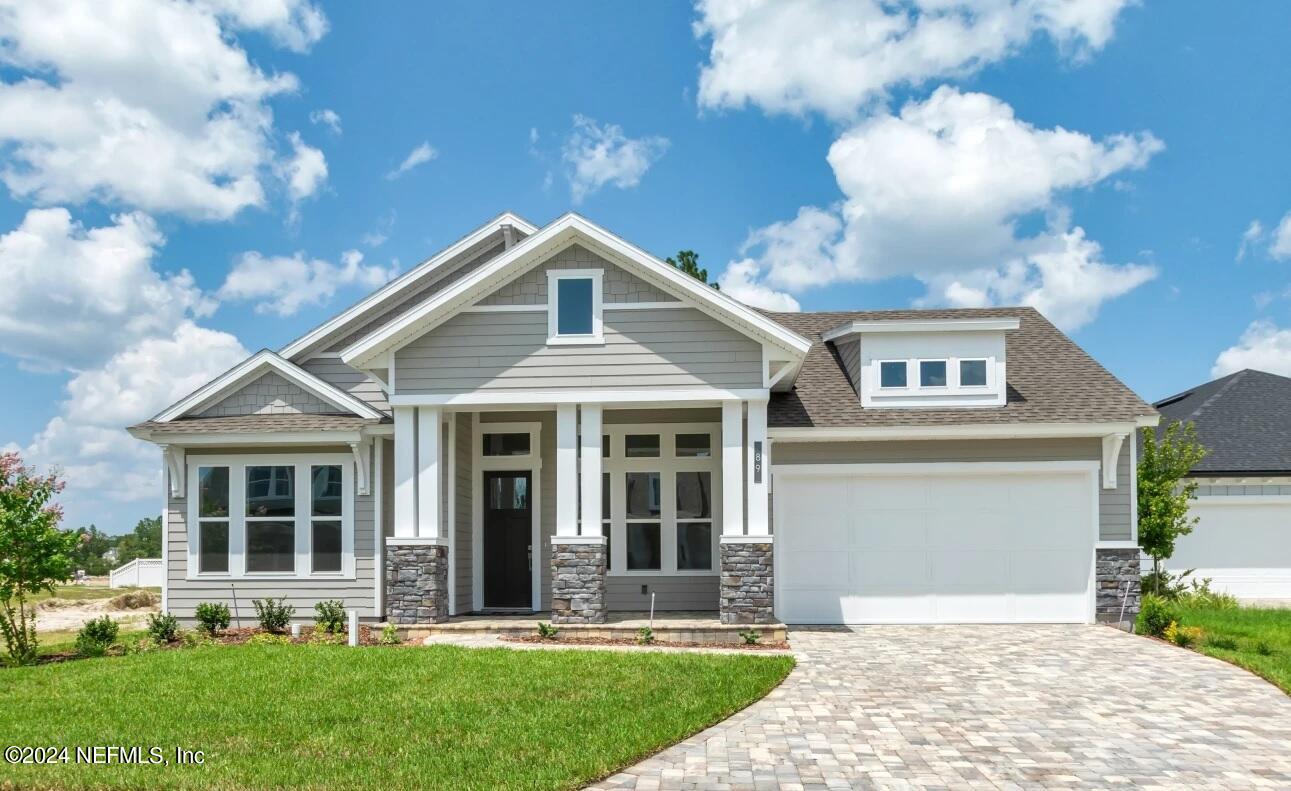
[763,306,1154,428]
[1154,368,1291,475]
[130,414,384,435]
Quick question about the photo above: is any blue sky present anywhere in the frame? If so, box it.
[2,1,1290,532]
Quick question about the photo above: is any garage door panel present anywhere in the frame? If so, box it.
[1164,499,1291,600]
[777,466,1095,624]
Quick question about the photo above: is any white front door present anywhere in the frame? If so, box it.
[775,463,1097,624]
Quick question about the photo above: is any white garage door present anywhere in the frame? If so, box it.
[1162,496,1291,601]
[775,463,1097,624]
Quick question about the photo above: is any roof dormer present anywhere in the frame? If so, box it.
[823,317,1019,408]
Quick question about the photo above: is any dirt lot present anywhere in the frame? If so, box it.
[33,582,160,633]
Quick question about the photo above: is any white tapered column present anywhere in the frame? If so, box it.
[555,403,578,538]
[746,399,769,536]
[393,407,416,538]
[417,406,441,539]
[579,404,602,538]
[721,400,745,537]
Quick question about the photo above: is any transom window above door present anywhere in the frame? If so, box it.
[547,269,603,345]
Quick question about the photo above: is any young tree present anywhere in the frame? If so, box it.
[0,452,77,665]
[115,516,162,565]
[665,250,720,290]
[1137,422,1207,593]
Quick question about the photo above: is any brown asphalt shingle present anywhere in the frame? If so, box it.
[130,414,384,434]
[763,306,1154,428]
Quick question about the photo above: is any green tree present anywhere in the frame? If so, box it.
[69,524,113,575]
[665,250,720,290]
[0,452,77,665]
[1138,422,1207,593]
[115,516,162,565]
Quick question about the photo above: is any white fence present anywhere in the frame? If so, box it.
[109,558,164,589]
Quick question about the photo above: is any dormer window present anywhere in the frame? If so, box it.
[959,359,987,387]
[879,361,907,389]
[919,360,947,388]
[547,269,603,345]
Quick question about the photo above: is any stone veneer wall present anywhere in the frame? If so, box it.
[550,540,606,624]
[720,542,775,624]
[385,543,448,624]
[1095,547,1141,629]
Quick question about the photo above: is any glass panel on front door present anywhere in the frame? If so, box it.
[483,471,533,609]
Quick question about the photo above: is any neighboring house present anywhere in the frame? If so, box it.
[101,547,118,564]
[1153,369,1291,602]
[128,212,1157,627]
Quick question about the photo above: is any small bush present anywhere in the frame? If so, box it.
[180,630,215,649]
[146,612,180,643]
[379,624,401,645]
[1140,568,1194,600]
[738,629,761,645]
[1164,621,1202,648]
[308,629,344,646]
[253,597,294,633]
[1254,640,1275,657]
[1136,594,1176,638]
[1206,635,1239,651]
[314,600,346,634]
[635,626,655,645]
[123,635,159,655]
[536,622,558,640]
[194,602,230,635]
[247,632,291,646]
[75,615,119,657]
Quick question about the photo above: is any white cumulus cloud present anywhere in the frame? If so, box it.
[309,108,342,134]
[1271,213,1291,260]
[720,88,1162,330]
[218,248,398,316]
[694,0,1132,120]
[0,0,328,220]
[1213,320,1291,378]
[385,142,438,180]
[562,115,669,203]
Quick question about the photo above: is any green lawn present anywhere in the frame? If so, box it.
[1,644,793,790]
[1176,606,1291,694]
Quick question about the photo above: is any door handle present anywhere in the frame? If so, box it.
[528,545,532,571]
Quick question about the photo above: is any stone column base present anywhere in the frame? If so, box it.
[550,539,607,624]
[385,542,449,624]
[720,541,775,624]
[1096,547,1141,629]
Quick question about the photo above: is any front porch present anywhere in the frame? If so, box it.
[396,611,788,644]
[379,399,776,626]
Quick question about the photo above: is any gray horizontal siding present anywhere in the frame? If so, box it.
[478,244,675,306]
[395,309,762,393]
[454,413,473,613]
[1195,483,1291,496]
[165,446,378,622]
[773,437,1133,542]
[302,358,390,413]
[606,576,719,611]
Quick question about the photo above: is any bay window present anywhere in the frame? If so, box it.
[187,454,353,579]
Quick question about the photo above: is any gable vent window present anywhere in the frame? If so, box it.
[547,269,604,345]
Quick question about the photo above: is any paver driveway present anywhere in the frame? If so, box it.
[593,625,1291,790]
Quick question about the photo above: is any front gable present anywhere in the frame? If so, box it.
[197,372,337,417]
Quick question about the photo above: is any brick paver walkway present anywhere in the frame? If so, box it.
[592,625,1291,790]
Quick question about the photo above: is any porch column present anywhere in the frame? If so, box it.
[384,406,448,625]
[550,402,607,625]
[720,399,775,625]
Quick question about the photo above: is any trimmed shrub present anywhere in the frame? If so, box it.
[1136,594,1176,638]
[75,615,119,657]
[314,600,346,634]
[738,629,761,645]
[253,598,294,634]
[379,624,401,645]
[536,622,558,640]
[146,612,180,643]
[635,626,655,645]
[194,602,230,636]
[308,629,344,646]
[1164,621,1202,648]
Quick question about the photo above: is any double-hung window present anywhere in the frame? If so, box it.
[547,270,603,345]
[188,454,353,578]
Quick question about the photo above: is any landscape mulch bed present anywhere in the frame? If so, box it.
[504,634,791,651]
[29,625,395,666]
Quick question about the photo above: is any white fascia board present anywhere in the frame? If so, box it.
[279,211,538,360]
[771,460,1100,477]
[131,430,366,447]
[821,317,1021,342]
[388,387,769,408]
[151,350,384,422]
[339,213,812,369]
[768,421,1147,442]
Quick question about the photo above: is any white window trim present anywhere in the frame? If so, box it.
[186,453,356,581]
[956,357,991,389]
[601,423,721,577]
[918,359,949,389]
[877,359,909,390]
[547,269,604,346]
[864,355,1002,403]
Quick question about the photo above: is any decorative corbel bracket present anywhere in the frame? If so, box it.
[351,439,372,496]
[160,444,186,498]
[1102,433,1127,489]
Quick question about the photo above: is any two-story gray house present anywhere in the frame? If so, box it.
[129,212,1157,627]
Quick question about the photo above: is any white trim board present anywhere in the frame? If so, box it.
[279,212,538,360]
[472,418,544,612]
[389,388,768,408]
[822,317,1020,342]
[339,213,812,370]
[150,349,384,422]
[769,420,1158,443]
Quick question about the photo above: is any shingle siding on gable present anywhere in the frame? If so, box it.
[394,308,763,393]
[197,372,336,417]
[477,244,676,306]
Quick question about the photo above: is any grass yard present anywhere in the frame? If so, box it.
[1176,606,1291,694]
[1,644,793,790]
[27,584,159,604]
